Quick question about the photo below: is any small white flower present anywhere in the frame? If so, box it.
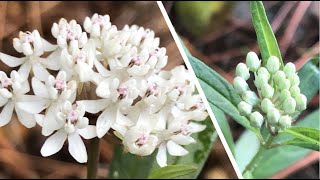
[40,101,96,163]
[84,13,112,38]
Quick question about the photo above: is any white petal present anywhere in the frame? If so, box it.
[42,38,58,52]
[96,107,116,138]
[78,125,96,139]
[94,59,110,77]
[0,101,14,127]
[0,95,8,107]
[68,132,88,163]
[189,122,206,133]
[18,62,32,81]
[40,49,62,70]
[41,129,67,157]
[15,107,36,128]
[78,99,110,114]
[35,114,45,127]
[0,52,25,67]
[156,143,167,167]
[167,140,188,156]
[96,79,111,98]
[32,77,49,98]
[16,95,49,114]
[32,63,51,81]
[171,134,196,145]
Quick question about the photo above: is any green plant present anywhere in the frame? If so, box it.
[182,1,319,178]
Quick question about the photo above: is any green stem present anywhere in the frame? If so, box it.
[87,137,101,179]
[242,136,274,176]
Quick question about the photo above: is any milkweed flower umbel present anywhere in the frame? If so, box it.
[233,52,307,132]
[0,13,208,165]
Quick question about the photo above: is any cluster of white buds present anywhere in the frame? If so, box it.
[0,13,208,165]
[233,51,307,132]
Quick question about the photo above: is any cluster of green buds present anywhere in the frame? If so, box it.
[233,51,307,133]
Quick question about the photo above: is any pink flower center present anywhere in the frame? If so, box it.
[93,16,104,26]
[2,78,12,88]
[75,52,86,63]
[24,34,34,43]
[136,134,148,146]
[67,110,78,124]
[190,102,204,111]
[55,79,66,90]
[145,84,158,97]
[175,85,186,96]
[67,31,77,41]
[180,124,190,136]
[117,84,128,100]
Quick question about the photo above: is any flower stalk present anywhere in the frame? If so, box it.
[87,137,101,179]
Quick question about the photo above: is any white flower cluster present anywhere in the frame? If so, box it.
[0,14,208,166]
[233,52,307,132]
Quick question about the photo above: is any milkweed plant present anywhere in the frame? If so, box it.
[0,13,208,171]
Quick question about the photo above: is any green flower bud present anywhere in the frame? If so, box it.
[283,62,296,77]
[261,98,273,113]
[246,51,261,72]
[282,97,296,114]
[266,56,280,74]
[254,74,269,89]
[290,86,300,98]
[242,90,259,106]
[233,77,249,94]
[279,89,291,103]
[288,73,300,86]
[278,78,291,90]
[273,70,286,85]
[236,63,250,80]
[250,111,264,128]
[279,115,292,129]
[238,101,252,116]
[257,67,270,80]
[295,94,307,111]
[267,108,280,125]
[261,83,274,99]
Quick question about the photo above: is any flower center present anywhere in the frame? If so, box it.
[136,134,148,146]
[180,124,190,136]
[24,33,34,44]
[93,16,104,26]
[75,51,87,64]
[67,30,77,41]
[55,79,66,90]
[1,78,12,88]
[145,83,158,97]
[190,102,204,111]
[175,85,186,96]
[129,56,141,67]
[67,110,78,124]
[117,84,128,100]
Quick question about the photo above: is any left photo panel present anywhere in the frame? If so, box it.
[0,1,237,179]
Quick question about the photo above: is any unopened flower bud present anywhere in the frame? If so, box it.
[295,94,307,111]
[261,83,274,98]
[254,74,269,89]
[279,89,291,103]
[246,51,261,72]
[233,77,249,94]
[278,78,291,90]
[250,111,264,128]
[261,98,273,113]
[289,86,300,98]
[279,115,291,129]
[257,67,270,80]
[238,101,252,116]
[273,70,286,85]
[235,63,250,80]
[282,97,296,114]
[242,90,259,106]
[266,56,280,74]
[283,62,296,76]
[22,43,33,56]
[267,108,280,125]
[288,73,300,86]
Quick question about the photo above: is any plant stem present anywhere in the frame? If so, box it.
[87,137,101,179]
[242,136,274,176]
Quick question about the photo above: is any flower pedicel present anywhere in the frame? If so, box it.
[0,13,208,166]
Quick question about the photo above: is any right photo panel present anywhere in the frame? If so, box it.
[163,1,319,179]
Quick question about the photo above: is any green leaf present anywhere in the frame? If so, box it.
[298,57,320,101]
[108,145,156,179]
[250,1,283,66]
[188,53,257,133]
[151,117,218,179]
[250,109,320,178]
[210,103,235,156]
[282,127,320,151]
[148,165,197,179]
